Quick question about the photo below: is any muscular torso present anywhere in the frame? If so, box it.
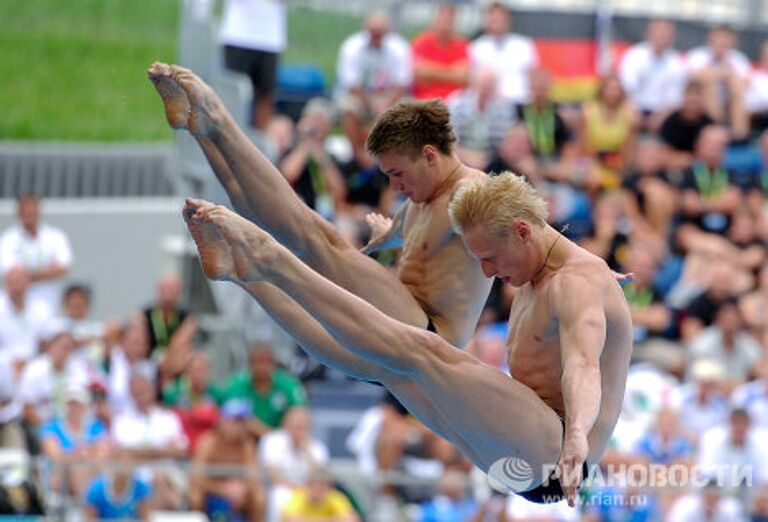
[399,170,492,348]
[507,244,633,461]
[198,433,255,483]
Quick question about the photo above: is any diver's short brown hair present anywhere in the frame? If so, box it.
[366,99,457,158]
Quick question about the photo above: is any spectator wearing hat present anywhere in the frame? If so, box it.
[190,399,265,522]
[673,358,730,439]
[282,467,359,522]
[40,383,109,498]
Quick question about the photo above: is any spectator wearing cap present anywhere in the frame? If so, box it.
[83,442,152,521]
[18,331,88,452]
[190,398,265,522]
[162,351,220,451]
[673,358,730,439]
[0,195,72,318]
[219,343,307,438]
[731,357,768,430]
[260,406,329,522]
[282,467,359,522]
[40,383,109,498]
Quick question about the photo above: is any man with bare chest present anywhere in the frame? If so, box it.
[182,172,633,506]
[148,62,491,349]
[189,399,265,521]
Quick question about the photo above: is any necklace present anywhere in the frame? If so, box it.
[430,160,462,201]
[532,233,562,285]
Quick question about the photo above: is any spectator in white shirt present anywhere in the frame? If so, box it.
[687,25,750,138]
[667,479,747,522]
[336,10,412,147]
[619,18,686,132]
[674,358,730,440]
[0,267,50,370]
[60,284,104,368]
[105,318,154,416]
[698,408,768,487]
[18,330,88,451]
[469,3,539,104]
[259,406,329,522]
[112,368,187,459]
[745,41,768,134]
[731,357,768,429]
[0,195,72,318]
[686,299,762,389]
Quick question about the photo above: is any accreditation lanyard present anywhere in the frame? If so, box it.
[693,164,729,199]
[150,308,178,348]
[523,105,556,156]
[623,284,654,308]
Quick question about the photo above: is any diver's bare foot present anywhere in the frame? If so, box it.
[183,199,236,281]
[169,65,230,139]
[199,205,281,283]
[148,62,190,129]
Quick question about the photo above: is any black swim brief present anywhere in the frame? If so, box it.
[518,418,590,504]
[426,318,437,333]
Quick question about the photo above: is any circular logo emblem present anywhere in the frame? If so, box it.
[488,456,535,493]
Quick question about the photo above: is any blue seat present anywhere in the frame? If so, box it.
[275,64,327,121]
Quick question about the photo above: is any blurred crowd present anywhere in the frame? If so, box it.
[6,0,768,520]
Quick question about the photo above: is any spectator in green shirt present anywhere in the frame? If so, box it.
[219,343,307,438]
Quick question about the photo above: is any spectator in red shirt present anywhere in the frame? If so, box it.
[411,3,469,101]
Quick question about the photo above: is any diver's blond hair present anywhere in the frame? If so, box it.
[448,172,548,237]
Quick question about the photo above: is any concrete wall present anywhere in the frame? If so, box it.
[0,197,186,321]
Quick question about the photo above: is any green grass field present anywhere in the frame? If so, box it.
[0,1,362,142]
